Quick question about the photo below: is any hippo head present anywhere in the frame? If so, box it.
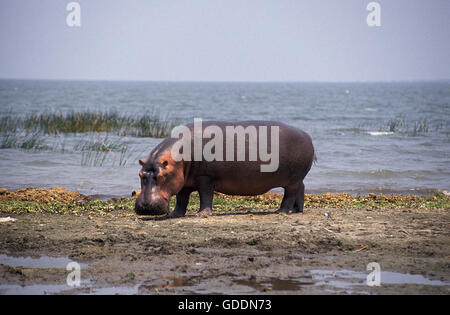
[134,151,185,215]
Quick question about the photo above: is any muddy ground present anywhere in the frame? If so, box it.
[0,188,449,295]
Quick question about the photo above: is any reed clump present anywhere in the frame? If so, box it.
[75,136,134,167]
[0,131,137,167]
[0,132,49,151]
[379,118,447,136]
[0,110,176,138]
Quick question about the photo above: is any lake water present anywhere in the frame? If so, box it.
[0,79,448,197]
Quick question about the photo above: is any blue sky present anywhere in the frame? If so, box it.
[0,0,449,81]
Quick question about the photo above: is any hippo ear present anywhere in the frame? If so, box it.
[139,159,145,166]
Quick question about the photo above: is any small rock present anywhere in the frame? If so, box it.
[0,217,16,223]
[134,217,145,225]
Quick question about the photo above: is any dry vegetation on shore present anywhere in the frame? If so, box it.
[0,187,448,217]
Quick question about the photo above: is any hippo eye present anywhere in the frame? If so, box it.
[162,161,168,168]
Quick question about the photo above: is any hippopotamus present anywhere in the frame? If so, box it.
[135,120,315,217]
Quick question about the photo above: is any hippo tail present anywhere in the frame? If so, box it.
[305,150,317,175]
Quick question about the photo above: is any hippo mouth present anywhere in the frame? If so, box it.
[134,199,169,216]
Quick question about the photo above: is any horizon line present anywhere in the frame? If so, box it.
[0,77,449,84]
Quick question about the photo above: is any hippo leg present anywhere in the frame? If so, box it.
[196,176,214,217]
[169,187,193,218]
[292,181,305,213]
[277,183,301,214]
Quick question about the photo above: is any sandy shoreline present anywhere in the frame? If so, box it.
[0,187,449,294]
